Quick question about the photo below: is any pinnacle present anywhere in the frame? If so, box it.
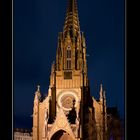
[37,85,40,92]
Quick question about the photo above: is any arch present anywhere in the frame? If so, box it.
[50,130,74,140]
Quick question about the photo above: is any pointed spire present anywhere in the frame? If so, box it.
[100,84,103,94]
[63,0,80,37]
[35,85,41,100]
[51,61,55,73]
[99,84,103,102]
[37,85,40,92]
[103,90,106,99]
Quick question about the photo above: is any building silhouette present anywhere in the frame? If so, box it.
[14,128,32,140]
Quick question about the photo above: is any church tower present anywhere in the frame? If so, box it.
[32,0,107,140]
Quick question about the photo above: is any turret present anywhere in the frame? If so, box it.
[50,61,56,87]
[103,90,107,132]
[32,85,41,140]
[99,84,103,103]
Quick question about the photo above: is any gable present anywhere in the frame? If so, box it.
[48,108,75,139]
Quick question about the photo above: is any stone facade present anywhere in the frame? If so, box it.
[32,0,108,140]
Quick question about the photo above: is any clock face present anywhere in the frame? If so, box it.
[57,91,78,111]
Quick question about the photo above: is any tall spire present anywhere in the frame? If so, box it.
[63,0,80,37]
[100,84,103,102]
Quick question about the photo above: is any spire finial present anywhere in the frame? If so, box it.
[100,83,103,101]
[63,0,80,37]
[103,90,106,99]
[37,85,40,92]
[100,84,103,93]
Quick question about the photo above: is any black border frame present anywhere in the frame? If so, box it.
[0,0,12,139]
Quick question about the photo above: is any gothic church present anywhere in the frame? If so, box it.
[32,0,108,140]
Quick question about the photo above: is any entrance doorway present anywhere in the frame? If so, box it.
[51,130,73,140]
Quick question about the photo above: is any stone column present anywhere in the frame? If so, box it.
[76,100,80,138]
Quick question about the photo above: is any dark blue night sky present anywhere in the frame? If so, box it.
[14,0,125,129]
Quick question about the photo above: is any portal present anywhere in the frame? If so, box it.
[51,130,73,140]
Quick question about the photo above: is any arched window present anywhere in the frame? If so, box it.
[66,45,71,69]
